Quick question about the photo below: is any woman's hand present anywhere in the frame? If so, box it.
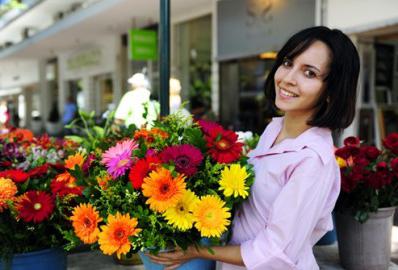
[147,245,199,270]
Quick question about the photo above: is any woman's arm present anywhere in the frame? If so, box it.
[148,244,244,270]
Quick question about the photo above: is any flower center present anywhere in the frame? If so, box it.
[34,203,42,210]
[160,183,170,194]
[83,217,92,227]
[117,159,129,168]
[217,139,230,150]
[114,228,125,240]
[176,156,190,168]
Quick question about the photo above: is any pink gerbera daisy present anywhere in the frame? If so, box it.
[160,144,203,177]
[101,139,138,179]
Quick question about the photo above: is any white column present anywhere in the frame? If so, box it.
[39,59,50,126]
[211,0,219,118]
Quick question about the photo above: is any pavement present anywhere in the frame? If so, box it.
[67,226,398,270]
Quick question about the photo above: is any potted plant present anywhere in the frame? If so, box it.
[334,134,398,270]
[63,113,255,270]
[0,128,79,270]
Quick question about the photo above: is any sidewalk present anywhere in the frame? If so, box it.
[67,226,398,270]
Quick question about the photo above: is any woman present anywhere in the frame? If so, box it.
[149,26,360,270]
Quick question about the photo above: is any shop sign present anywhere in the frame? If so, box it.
[129,29,157,60]
[67,48,102,70]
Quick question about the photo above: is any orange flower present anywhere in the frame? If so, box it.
[133,128,169,145]
[98,212,141,258]
[142,167,186,212]
[51,172,83,197]
[0,177,17,213]
[0,128,33,143]
[150,128,169,139]
[96,173,112,190]
[70,203,102,244]
[134,129,151,141]
[65,153,85,170]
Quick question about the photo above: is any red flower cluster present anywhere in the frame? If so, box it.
[336,135,397,193]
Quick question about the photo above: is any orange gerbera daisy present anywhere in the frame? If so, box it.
[0,177,17,213]
[142,167,186,213]
[65,152,85,170]
[70,203,102,244]
[98,212,141,259]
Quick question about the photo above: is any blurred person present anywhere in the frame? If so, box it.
[114,73,159,129]
[149,26,360,270]
[169,77,190,118]
[0,100,10,132]
[63,95,78,125]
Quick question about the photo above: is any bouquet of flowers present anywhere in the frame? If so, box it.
[335,133,398,223]
[63,113,255,260]
[0,128,80,263]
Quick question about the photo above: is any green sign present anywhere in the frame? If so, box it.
[129,29,157,60]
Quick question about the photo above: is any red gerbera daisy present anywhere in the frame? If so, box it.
[16,190,54,223]
[197,119,223,135]
[206,128,243,163]
[0,169,30,183]
[129,156,160,189]
[160,144,203,176]
[28,164,49,178]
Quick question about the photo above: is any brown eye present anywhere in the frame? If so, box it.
[304,70,316,78]
[282,58,292,67]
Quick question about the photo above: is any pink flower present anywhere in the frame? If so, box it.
[160,144,204,177]
[101,139,138,179]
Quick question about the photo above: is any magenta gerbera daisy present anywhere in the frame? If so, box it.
[16,191,54,223]
[160,144,204,177]
[101,139,138,179]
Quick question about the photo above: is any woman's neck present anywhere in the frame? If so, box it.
[281,113,312,139]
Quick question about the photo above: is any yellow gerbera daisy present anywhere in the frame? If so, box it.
[65,152,85,170]
[70,203,102,244]
[0,177,17,213]
[142,167,186,213]
[163,189,199,231]
[98,212,141,259]
[193,195,231,238]
[219,164,249,198]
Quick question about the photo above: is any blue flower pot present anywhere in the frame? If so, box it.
[138,252,215,270]
[0,248,66,270]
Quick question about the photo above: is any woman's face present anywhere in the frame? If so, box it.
[274,40,331,119]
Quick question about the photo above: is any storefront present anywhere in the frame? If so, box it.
[326,0,398,147]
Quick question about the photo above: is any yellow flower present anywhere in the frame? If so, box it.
[219,164,249,198]
[98,212,141,259]
[336,157,347,168]
[193,195,231,238]
[70,203,102,244]
[0,177,17,213]
[142,167,186,213]
[163,190,199,231]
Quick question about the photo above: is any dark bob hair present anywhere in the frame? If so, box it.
[264,26,360,131]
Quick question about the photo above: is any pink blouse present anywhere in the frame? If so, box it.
[220,117,340,270]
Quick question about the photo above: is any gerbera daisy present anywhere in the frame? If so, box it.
[219,164,249,198]
[16,190,54,223]
[27,164,49,177]
[101,139,138,179]
[193,195,231,238]
[0,169,30,183]
[142,167,186,212]
[163,189,199,231]
[51,171,83,197]
[65,152,85,170]
[206,128,243,163]
[98,212,141,259]
[128,156,160,189]
[0,177,17,213]
[71,203,102,244]
[197,119,223,135]
[160,145,203,177]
